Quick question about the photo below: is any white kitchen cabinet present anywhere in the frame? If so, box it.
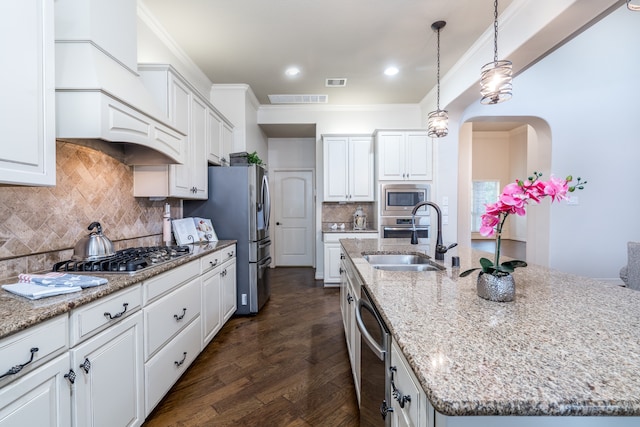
[376,131,433,181]
[206,109,235,166]
[340,255,361,403]
[323,233,378,285]
[0,353,71,427]
[0,0,55,186]
[136,65,235,199]
[389,340,430,427]
[69,311,144,427]
[200,245,236,347]
[323,135,375,202]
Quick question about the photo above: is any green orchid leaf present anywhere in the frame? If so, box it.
[459,268,480,277]
[502,260,528,269]
[479,257,495,270]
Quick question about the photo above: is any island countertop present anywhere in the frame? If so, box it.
[340,238,640,417]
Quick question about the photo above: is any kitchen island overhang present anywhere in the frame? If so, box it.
[340,238,640,420]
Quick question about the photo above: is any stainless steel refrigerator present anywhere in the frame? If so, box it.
[184,164,271,315]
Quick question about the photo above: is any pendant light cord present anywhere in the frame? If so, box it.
[493,0,499,63]
[436,26,441,110]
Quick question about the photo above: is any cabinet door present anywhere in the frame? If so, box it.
[206,109,222,165]
[70,312,144,427]
[0,353,71,427]
[190,96,208,198]
[0,0,55,186]
[201,267,222,347]
[323,242,343,284]
[349,136,374,201]
[405,132,432,181]
[221,259,237,323]
[389,341,428,427]
[323,137,349,201]
[377,132,406,181]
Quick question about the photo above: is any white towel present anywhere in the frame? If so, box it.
[2,282,82,300]
[18,272,108,288]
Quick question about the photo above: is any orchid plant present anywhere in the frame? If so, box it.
[460,172,587,278]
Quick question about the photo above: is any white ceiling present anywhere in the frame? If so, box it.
[141,0,514,106]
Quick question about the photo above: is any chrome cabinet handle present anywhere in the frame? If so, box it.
[347,293,354,304]
[174,308,187,321]
[65,369,76,384]
[209,259,219,267]
[174,352,187,367]
[104,303,128,320]
[380,400,394,419]
[0,347,38,379]
[80,358,91,374]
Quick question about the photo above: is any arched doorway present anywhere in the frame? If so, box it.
[457,117,552,266]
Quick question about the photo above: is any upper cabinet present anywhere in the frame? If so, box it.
[0,0,55,186]
[134,65,234,200]
[376,130,433,181]
[323,135,375,202]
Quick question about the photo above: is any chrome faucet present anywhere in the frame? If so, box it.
[411,201,457,260]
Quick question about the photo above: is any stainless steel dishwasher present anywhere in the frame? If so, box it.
[355,286,392,426]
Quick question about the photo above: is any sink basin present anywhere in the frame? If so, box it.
[363,253,445,272]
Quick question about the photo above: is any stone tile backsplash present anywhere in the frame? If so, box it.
[322,202,376,230]
[0,141,179,280]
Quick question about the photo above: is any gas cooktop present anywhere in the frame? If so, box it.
[53,245,191,274]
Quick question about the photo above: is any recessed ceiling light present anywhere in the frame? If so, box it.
[285,67,300,77]
[384,67,399,76]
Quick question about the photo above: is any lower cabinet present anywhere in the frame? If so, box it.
[389,340,430,427]
[324,232,378,285]
[0,353,71,427]
[70,312,144,427]
[340,254,361,403]
[0,244,237,427]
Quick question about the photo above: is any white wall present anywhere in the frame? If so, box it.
[457,6,640,281]
[268,138,316,169]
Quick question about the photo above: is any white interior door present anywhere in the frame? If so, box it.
[273,170,314,266]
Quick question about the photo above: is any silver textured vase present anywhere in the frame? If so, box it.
[477,272,515,302]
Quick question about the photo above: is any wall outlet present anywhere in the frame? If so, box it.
[442,215,449,225]
[442,196,449,206]
[241,293,248,305]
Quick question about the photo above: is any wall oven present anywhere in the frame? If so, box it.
[380,184,430,240]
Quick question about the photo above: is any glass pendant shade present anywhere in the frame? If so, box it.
[427,109,449,138]
[480,59,513,104]
[628,0,640,11]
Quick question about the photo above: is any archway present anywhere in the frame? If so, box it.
[457,117,552,266]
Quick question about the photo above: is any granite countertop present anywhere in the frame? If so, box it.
[340,238,640,417]
[0,240,237,340]
[322,225,378,234]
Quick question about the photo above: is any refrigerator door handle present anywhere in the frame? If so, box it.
[258,239,271,249]
[262,174,271,230]
[258,256,272,269]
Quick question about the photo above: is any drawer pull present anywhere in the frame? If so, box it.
[221,269,227,277]
[0,347,38,379]
[65,369,76,384]
[174,352,187,367]
[174,308,187,321]
[347,293,354,304]
[228,251,234,257]
[104,302,129,320]
[209,259,219,267]
[389,366,411,408]
[79,358,91,374]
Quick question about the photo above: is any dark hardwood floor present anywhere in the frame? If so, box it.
[143,267,359,427]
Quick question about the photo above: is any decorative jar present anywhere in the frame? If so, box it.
[477,272,515,302]
[353,206,367,230]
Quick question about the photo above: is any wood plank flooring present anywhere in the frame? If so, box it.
[143,267,359,427]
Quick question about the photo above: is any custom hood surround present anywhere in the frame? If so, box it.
[55,0,186,165]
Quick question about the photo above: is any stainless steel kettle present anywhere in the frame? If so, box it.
[72,222,116,261]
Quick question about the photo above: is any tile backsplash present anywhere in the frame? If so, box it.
[322,202,376,230]
[0,141,178,280]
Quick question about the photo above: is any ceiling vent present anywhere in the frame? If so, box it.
[268,94,328,104]
[326,78,347,87]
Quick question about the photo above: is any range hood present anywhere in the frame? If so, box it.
[55,0,185,165]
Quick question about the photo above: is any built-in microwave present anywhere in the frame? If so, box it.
[381,184,430,217]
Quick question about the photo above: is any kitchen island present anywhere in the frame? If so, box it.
[340,238,640,426]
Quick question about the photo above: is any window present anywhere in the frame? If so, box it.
[471,180,500,232]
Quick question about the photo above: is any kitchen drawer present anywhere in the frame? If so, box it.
[0,315,68,387]
[143,260,200,304]
[144,316,201,416]
[390,341,425,427]
[200,245,236,274]
[143,276,201,360]
[69,284,142,346]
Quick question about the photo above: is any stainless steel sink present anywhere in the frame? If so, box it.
[363,253,445,271]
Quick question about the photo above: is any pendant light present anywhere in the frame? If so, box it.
[480,0,512,105]
[628,0,640,11]
[427,20,448,138]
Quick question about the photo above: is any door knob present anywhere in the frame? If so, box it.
[276,222,281,225]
